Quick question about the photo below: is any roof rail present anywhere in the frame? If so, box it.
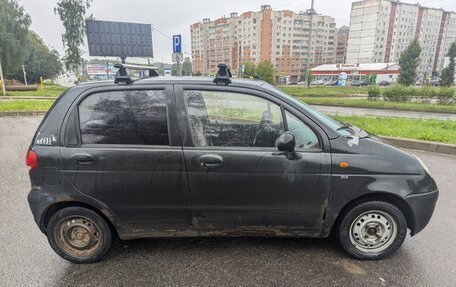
[114,63,160,85]
[213,64,232,85]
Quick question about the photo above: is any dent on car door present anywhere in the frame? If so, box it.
[60,87,192,236]
[176,86,331,235]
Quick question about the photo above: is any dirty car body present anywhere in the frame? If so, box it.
[27,72,438,263]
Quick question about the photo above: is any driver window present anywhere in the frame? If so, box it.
[285,111,320,150]
[184,90,284,147]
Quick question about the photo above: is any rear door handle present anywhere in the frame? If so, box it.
[71,154,95,165]
[197,154,223,168]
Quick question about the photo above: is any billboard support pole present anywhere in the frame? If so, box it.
[0,57,6,97]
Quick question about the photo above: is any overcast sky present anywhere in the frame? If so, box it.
[18,0,456,64]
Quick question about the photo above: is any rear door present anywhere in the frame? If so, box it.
[175,85,331,235]
[60,85,192,235]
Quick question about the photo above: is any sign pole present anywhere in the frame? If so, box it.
[0,57,6,97]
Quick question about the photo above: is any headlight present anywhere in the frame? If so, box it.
[414,155,431,175]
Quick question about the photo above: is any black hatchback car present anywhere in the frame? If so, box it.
[27,65,438,263]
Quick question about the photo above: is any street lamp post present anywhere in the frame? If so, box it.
[231,35,242,78]
[305,0,315,88]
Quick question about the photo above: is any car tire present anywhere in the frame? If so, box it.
[46,206,113,264]
[336,201,407,260]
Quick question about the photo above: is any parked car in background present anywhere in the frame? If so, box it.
[26,64,438,263]
[378,81,391,86]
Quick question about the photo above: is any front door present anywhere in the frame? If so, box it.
[60,86,192,235]
[176,86,331,235]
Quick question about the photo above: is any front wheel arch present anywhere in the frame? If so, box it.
[331,193,416,237]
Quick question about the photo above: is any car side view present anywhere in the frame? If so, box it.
[27,64,438,263]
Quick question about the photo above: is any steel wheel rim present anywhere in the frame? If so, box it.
[349,210,397,253]
[54,216,103,258]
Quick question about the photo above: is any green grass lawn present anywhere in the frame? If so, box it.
[4,83,67,97]
[336,116,456,144]
[0,100,54,112]
[298,97,456,113]
[280,86,369,97]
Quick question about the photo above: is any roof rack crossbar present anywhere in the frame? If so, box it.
[114,63,159,85]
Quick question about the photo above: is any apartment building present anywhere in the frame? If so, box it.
[336,25,350,63]
[190,5,337,82]
[346,0,456,75]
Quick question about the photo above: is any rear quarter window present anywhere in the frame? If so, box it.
[78,90,169,145]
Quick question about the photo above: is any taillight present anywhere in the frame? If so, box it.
[26,150,38,170]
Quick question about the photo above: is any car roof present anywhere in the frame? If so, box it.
[77,76,268,89]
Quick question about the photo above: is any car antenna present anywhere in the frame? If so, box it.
[213,64,232,85]
[114,63,160,85]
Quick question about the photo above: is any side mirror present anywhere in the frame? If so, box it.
[277,132,296,152]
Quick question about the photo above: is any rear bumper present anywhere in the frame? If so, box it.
[405,189,439,236]
[27,189,55,233]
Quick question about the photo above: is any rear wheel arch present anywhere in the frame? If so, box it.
[41,201,118,239]
[332,192,416,236]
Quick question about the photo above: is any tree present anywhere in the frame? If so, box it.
[242,62,256,79]
[182,57,192,76]
[397,39,421,86]
[0,0,31,75]
[440,42,456,87]
[12,32,62,83]
[55,0,92,74]
[255,61,276,85]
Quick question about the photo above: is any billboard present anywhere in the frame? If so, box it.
[86,20,153,58]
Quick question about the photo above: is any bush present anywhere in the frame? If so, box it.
[367,86,381,101]
[436,87,455,105]
[382,85,411,102]
[415,86,437,103]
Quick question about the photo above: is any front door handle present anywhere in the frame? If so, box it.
[71,154,95,165]
[197,154,223,168]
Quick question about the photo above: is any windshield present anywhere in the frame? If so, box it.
[265,84,354,136]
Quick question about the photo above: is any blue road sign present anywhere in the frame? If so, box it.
[173,35,182,53]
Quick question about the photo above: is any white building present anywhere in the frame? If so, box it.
[346,0,456,75]
[311,63,400,83]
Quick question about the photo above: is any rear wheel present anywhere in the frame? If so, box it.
[336,201,407,260]
[47,207,113,263]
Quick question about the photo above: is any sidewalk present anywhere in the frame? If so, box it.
[311,104,456,120]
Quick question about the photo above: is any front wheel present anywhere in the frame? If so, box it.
[336,201,407,260]
[47,206,113,264]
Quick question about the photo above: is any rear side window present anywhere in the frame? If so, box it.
[78,90,169,145]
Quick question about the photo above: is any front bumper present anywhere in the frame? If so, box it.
[405,189,439,236]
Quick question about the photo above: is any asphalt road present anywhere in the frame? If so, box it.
[1,116,455,287]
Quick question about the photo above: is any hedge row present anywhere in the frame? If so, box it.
[368,85,455,104]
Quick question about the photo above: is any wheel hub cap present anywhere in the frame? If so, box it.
[55,216,103,258]
[349,210,397,253]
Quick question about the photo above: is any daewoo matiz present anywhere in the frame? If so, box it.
[27,64,438,263]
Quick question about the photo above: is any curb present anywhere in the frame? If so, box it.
[0,97,58,100]
[379,136,456,155]
[0,111,47,117]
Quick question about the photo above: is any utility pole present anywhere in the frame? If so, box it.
[22,65,28,86]
[0,57,5,97]
[305,0,315,88]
